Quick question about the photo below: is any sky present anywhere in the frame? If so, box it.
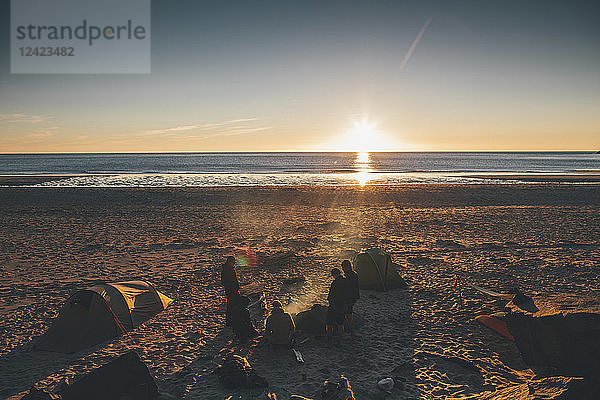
[0,0,599,153]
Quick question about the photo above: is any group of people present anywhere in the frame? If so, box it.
[220,256,360,348]
[325,260,360,346]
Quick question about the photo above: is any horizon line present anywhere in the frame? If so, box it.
[0,150,598,155]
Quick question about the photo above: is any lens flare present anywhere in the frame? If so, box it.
[234,246,257,267]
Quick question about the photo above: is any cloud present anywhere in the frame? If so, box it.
[198,118,259,130]
[219,126,271,136]
[137,118,268,138]
[139,124,201,136]
[399,17,432,73]
[28,132,55,138]
[27,126,60,138]
[193,126,272,140]
[0,113,52,123]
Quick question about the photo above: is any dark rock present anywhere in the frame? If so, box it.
[507,312,600,377]
[214,354,268,389]
[508,288,539,313]
[479,242,505,251]
[435,239,465,249]
[316,221,342,231]
[406,256,437,266]
[282,276,306,285]
[20,387,60,400]
[320,375,355,400]
[61,351,158,400]
[294,304,327,336]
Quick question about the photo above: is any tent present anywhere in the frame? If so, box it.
[354,248,407,291]
[35,280,173,354]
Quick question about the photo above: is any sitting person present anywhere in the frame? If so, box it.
[264,300,295,347]
[230,295,258,342]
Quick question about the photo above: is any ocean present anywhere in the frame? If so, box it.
[1,152,598,186]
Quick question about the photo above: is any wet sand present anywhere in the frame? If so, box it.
[0,185,599,399]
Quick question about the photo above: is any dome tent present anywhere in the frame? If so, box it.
[36,280,172,354]
[354,248,407,291]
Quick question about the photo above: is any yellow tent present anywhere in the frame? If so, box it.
[36,280,172,353]
[354,249,407,291]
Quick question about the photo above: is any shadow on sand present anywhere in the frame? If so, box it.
[159,286,420,400]
[0,339,114,398]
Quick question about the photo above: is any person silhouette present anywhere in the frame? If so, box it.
[221,256,240,327]
[265,300,295,348]
[341,259,359,338]
[326,268,345,347]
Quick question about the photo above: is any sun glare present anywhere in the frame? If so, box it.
[347,118,380,152]
[324,115,400,152]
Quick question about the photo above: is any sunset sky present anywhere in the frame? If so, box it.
[0,0,599,153]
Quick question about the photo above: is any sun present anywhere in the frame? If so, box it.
[343,117,386,152]
[322,115,397,152]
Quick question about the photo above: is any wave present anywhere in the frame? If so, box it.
[21,172,595,188]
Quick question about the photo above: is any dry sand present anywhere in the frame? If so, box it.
[0,185,599,399]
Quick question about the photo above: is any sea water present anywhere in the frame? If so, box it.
[1,152,598,186]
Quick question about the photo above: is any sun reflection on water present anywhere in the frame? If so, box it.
[357,151,369,164]
[355,152,373,186]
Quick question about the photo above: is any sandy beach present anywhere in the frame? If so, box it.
[1,184,599,399]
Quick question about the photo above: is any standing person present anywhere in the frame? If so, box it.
[342,259,359,338]
[264,300,295,348]
[221,256,240,327]
[326,268,346,347]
